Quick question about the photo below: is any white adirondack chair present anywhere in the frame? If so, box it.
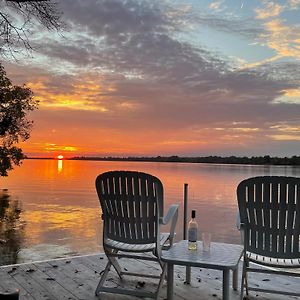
[237,176,300,299]
[95,170,179,299]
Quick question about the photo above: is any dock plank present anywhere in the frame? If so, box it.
[0,267,32,300]
[18,263,79,300]
[3,265,55,300]
[34,260,95,300]
[1,254,300,299]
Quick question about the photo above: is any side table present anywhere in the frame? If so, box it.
[161,240,243,300]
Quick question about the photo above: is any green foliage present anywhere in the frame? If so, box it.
[0,146,24,176]
[0,63,38,176]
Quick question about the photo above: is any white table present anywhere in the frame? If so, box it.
[161,240,243,300]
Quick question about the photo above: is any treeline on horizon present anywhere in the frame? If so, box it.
[69,155,300,166]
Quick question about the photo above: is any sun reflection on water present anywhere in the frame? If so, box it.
[57,159,63,173]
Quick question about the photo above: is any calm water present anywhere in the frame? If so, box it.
[1,159,300,266]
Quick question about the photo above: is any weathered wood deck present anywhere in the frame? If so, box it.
[0,253,299,299]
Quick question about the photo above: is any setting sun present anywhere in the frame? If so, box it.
[57,155,64,160]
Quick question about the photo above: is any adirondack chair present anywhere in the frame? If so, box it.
[95,170,179,299]
[237,176,300,299]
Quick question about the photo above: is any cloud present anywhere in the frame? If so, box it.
[255,2,284,19]
[58,0,174,37]
[192,14,265,40]
[261,19,300,60]
[208,1,224,12]
[274,88,300,104]
[13,0,299,126]
[288,0,300,10]
[4,0,300,156]
[269,135,300,141]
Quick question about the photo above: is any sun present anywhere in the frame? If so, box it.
[57,155,64,160]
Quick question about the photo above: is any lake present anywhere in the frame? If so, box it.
[1,159,300,266]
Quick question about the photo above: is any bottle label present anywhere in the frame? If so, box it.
[188,228,197,242]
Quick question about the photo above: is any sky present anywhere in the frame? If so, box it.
[3,0,300,158]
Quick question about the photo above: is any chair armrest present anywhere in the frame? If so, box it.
[236,211,241,230]
[160,204,179,246]
[236,211,246,230]
[236,211,245,244]
[160,204,179,225]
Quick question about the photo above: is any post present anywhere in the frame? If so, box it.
[183,183,188,240]
[183,183,191,284]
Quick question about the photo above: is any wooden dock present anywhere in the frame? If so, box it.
[0,253,299,299]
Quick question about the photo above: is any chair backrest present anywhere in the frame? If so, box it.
[95,171,164,245]
[237,176,300,259]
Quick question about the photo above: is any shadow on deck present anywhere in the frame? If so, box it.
[0,253,299,299]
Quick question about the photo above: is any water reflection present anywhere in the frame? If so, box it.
[0,190,25,266]
[57,159,63,173]
[1,160,300,265]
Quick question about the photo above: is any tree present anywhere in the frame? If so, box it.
[0,64,38,176]
[1,0,62,55]
[0,1,62,176]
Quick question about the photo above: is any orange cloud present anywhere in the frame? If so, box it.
[268,122,300,141]
[274,89,300,104]
[44,143,78,152]
[269,134,300,141]
[255,2,284,19]
[270,124,300,132]
[27,74,113,112]
[262,19,300,59]
[22,142,78,157]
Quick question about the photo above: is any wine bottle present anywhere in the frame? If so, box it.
[188,209,198,250]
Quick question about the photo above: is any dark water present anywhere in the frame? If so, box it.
[1,159,299,265]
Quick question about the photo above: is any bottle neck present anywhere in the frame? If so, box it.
[191,210,196,219]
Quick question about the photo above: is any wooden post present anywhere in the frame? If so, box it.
[183,183,188,240]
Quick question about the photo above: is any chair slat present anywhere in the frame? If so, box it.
[286,183,295,254]
[263,181,271,252]
[141,179,149,239]
[135,195,143,240]
[120,176,130,239]
[255,182,263,251]
[247,184,256,250]
[278,183,287,254]
[271,182,279,255]
[293,184,300,253]
[128,185,136,240]
[148,181,156,240]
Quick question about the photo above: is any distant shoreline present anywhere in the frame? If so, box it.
[26,155,300,166]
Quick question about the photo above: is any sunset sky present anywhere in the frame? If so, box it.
[3,0,300,158]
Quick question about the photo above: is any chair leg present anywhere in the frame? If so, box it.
[107,256,123,279]
[244,259,249,296]
[155,262,167,300]
[232,268,238,291]
[106,249,123,279]
[95,261,111,296]
[244,272,249,296]
[240,260,246,300]
[240,275,244,299]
